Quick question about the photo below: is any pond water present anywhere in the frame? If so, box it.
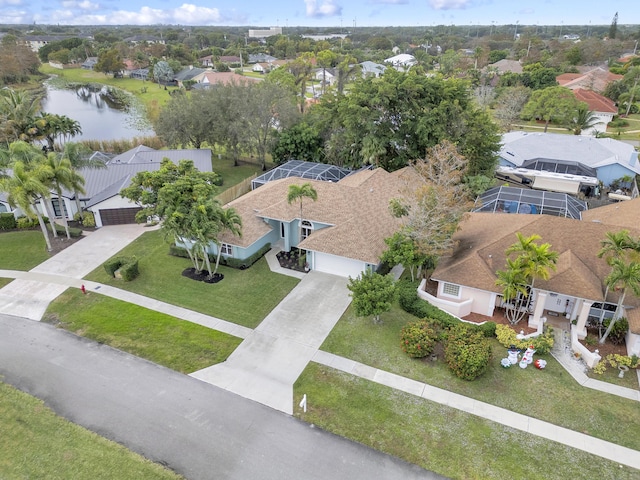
[40,82,155,142]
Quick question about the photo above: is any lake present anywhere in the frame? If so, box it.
[40,82,155,142]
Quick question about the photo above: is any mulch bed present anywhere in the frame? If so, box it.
[276,249,309,273]
[181,268,224,284]
[578,327,628,357]
[47,234,84,255]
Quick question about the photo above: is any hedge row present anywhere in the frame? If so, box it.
[103,256,139,281]
[169,243,271,270]
[397,280,496,338]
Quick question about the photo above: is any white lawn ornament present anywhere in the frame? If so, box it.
[501,358,512,368]
[522,345,536,364]
[507,345,519,365]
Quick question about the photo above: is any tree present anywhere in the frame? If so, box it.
[120,159,223,275]
[493,86,531,131]
[621,67,640,116]
[61,142,106,213]
[316,50,337,95]
[271,122,324,164]
[287,54,314,113]
[347,270,396,324]
[380,231,428,281]
[0,88,41,143]
[287,182,318,244]
[391,141,472,261]
[94,49,126,77]
[154,90,216,149]
[496,233,559,324]
[335,55,360,94]
[212,208,242,275]
[521,86,582,133]
[609,12,618,39]
[152,60,174,86]
[312,69,500,175]
[600,258,640,344]
[37,112,82,151]
[567,106,603,135]
[41,153,85,239]
[0,155,52,251]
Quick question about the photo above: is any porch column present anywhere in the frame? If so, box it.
[575,299,592,339]
[528,291,547,329]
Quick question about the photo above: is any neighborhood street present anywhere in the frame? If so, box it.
[0,313,443,480]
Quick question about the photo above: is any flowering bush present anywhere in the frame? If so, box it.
[592,354,640,375]
[444,325,492,381]
[400,320,437,358]
[495,324,554,354]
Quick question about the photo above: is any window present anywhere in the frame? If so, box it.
[301,220,313,240]
[442,283,460,297]
[220,243,232,256]
[280,222,285,238]
[51,198,68,218]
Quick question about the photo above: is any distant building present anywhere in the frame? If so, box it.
[124,35,165,45]
[248,27,282,38]
[556,67,622,93]
[384,54,416,71]
[81,57,98,70]
[359,61,386,78]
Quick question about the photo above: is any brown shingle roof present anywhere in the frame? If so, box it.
[221,167,420,264]
[433,212,640,309]
[581,198,640,230]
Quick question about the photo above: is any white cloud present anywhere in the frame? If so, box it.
[61,0,99,10]
[0,0,23,6]
[305,0,342,18]
[41,3,224,25]
[429,0,473,10]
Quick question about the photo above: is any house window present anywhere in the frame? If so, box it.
[220,243,232,256]
[442,283,460,297]
[301,220,313,240]
[280,222,285,238]
[51,198,68,218]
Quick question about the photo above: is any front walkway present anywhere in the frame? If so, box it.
[190,271,351,414]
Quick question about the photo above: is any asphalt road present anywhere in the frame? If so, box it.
[0,314,445,480]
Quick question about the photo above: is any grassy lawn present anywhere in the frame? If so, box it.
[45,289,241,373]
[0,230,51,270]
[212,156,264,194]
[321,303,640,451]
[84,229,299,328]
[294,363,639,480]
[0,382,182,479]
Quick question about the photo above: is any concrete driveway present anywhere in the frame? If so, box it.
[0,224,150,320]
[0,314,441,480]
[191,271,352,414]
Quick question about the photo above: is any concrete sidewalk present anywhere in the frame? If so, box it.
[191,271,351,414]
[0,224,151,320]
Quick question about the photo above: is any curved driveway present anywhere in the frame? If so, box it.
[0,314,441,480]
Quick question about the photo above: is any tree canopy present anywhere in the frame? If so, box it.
[521,86,583,133]
[347,270,397,324]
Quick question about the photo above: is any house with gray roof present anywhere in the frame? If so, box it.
[248,53,277,64]
[359,61,386,78]
[499,131,640,187]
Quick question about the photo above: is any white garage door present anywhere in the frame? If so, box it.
[314,252,366,278]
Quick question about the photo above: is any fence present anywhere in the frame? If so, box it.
[216,174,257,205]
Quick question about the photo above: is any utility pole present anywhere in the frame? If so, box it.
[513,21,519,41]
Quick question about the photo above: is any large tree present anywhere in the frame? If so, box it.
[94,49,126,77]
[521,86,583,133]
[310,68,500,175]
[493,86,531,131]
[154,90,216,149]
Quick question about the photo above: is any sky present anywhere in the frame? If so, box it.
[1,0,639,28]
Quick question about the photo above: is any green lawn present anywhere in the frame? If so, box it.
[45,290,241,373]
[0,382,182,479]
[321,303,640,451]
[212,155,264,194]
[84,229,299,328]
[0,230,51,270]
[294,363,639,480]
[0,278,13,288]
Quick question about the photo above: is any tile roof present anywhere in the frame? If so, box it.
[432,212,640,316]
[221,167,421,264]
[556,67,622,93]
[573,88,617,114]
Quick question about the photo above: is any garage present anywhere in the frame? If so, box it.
[99,207,142,226]
[313,251,366,278]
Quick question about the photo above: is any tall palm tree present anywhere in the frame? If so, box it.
[37,113,82,151]
[0,161,52,251]
[42,153,86,239]
[61,142,106,214]
[600,258,640,344]
[496,257,530,324]
[567,106,603,135]
[0,88,41,143]
[287,182,318,247]
[212,207,243,276]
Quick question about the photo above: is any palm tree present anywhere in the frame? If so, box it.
[287,183,318,247]
[497,233,559,324]
[212,207,243,276]
[0,88,41,143]
[496,257,530,324]
[0,161,53,251]
[37,113,82,151]
[61,142,106,214]
[42,153,86,239]
[567,106,603,135]
[599,258,640,344]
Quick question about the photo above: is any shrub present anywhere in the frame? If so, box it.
[400,320,437,358]
[444,325,492,381]
[16,216,39,229]
[169,242,271,270]
[602,317,629,345]
[53,223,83,237]
[495,324,554,354]
[103,256,139,281]
[81,211,96,227]
[592,353,640,374]
[0,213,16,230]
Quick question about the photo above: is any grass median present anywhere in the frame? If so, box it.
[0,382,183,479]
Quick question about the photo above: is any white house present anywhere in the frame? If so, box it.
[384,54,416,71]
[572,88,618,135]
